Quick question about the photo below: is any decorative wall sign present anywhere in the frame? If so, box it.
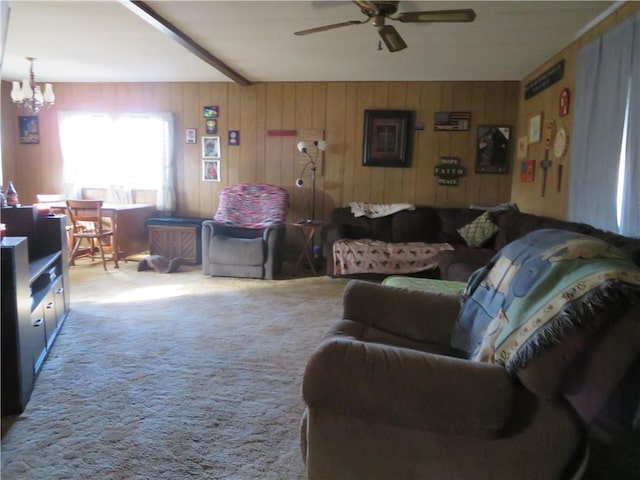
[267,129,297,136]
[524,60,565,100]
[434,157,465,186]
[559,88,571,117]
[433,112,471,131]
[229,130,240,146]
[203,106,219,118]
[206,119,218,134]
[529,113,542,144]
[19,115,39,144]
[185,128,197,144]
[517,135,528,159]
[476,126,510,174]
[202,160,220,181]
[202,136,221,159]
[362,110,413,167]
[520,159,535,182]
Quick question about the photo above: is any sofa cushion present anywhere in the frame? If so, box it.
[331,207,393,242]
[435,208,485,244]
[391,208,439,243]
[457,211,499,247]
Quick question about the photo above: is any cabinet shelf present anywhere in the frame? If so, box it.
[1,213,70,416]
[29,251,61,283]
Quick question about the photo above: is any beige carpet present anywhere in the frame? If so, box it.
[1,259,349,479]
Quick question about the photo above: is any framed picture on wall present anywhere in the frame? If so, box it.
[203,160,220,181]
[476,125,510,174]
[362,110,414,167]
[19,115,40,144]
[185,128,197,144]
[529,113,542,144]
[202,136,220,159]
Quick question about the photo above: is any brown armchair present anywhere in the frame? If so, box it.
[202,183,289,279]
[301,230,640,480]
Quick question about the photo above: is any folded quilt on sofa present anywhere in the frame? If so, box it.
[452,229,640,373]
[349,202,415,218]
[333,239,453,275]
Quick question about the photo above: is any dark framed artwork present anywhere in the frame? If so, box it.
[19,115,40,144]
[476,125,510,174]
[203,106,219,118]
[362,110,413,167]
[206,119,218,134]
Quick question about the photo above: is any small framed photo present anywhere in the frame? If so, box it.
[229,130,240,146]
[19,115,40,144]
[203,160,220,181]
[185,128,197,144]
[206,119,217,134]
[516,135,528,159]
[202,136,220,159]
[203,106,219,118]
[529,113,542,144]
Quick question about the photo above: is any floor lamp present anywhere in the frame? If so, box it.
[295,140,326,223]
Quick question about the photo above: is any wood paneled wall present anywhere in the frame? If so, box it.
[2,80,519,228]
[511,2,640,219]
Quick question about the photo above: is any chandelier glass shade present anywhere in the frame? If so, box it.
[11,57,55,114]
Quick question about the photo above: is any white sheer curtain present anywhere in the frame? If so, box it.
[58,111,176,212]
[619,12,640,236]
[568,13,639,236]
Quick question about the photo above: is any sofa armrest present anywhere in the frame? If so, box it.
[303,336,515,437]
[343,280,460,345]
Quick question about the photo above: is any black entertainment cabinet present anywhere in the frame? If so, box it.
[1,207,71,416]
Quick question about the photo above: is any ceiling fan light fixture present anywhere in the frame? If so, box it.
[378,25,407,52]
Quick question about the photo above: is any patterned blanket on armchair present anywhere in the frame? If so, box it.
[451,229,640,373]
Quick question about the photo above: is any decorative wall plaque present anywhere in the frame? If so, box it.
[434,157,465,186]
[434,112,471,131]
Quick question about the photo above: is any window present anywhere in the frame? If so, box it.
[58,112,175,212]
[568,13,639,237]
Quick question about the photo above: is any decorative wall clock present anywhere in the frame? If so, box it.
[553,127,569,159]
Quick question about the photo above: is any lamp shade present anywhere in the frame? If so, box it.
[43,83,55,103]
[10,81,23,102]
[297,141,308,153]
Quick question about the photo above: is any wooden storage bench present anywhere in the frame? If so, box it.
[146,217,207,265]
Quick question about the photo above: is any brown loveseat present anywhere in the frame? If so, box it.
[301,268,640,478]
[322,205,640,281]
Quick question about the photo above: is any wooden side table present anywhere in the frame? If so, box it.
[290,220,323,274]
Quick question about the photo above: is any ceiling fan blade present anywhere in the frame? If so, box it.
[294,19,367,36]
[378,25,407,52]
[397,9,476,23]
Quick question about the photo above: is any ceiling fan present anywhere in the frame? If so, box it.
[294,1,476,52]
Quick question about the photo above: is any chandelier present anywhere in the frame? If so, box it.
[10,57,55,114]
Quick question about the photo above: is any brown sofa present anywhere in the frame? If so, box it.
[322,205,640,281]
[321,206,488,278]
[301,277,640,479]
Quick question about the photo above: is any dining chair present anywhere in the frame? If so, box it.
[66,199,118,270]
[36,193,66,204]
